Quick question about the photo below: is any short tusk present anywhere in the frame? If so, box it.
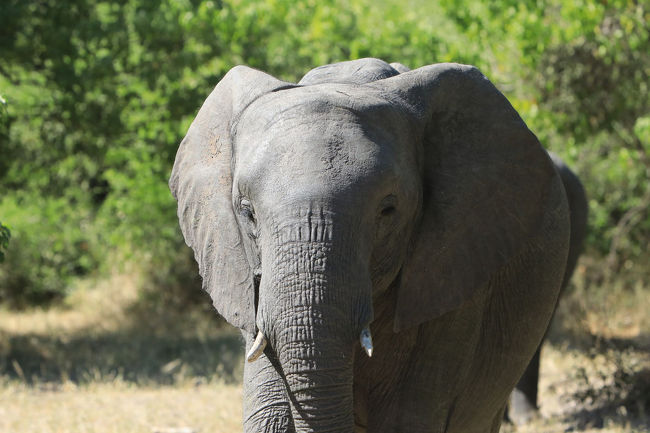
[360,326,373,357]
[246,331,267,362]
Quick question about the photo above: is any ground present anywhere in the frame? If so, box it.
[1,269,648,433]
[0,382,241,433]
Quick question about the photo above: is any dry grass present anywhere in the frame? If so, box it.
[0,271,223,338]
[553,260,650,347]
[0,272,244,385]
[0,381,242,433]
[0,266,648,433]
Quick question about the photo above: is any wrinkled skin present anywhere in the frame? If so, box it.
[507,153,588,425]
[169,59,571,433]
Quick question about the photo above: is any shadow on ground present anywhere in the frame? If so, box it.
[560,341,650,431]
[0,322,243,384]
[565,366,650,430]
[544,319,650,431]
[0,266,247,386]
[0,328,244,385]
[0,283,245,386]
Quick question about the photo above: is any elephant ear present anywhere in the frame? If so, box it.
[169,66,291,334]
[386,64,556,331]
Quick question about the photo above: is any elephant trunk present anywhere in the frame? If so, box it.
[277,310,355,432]
[260,227,371,433]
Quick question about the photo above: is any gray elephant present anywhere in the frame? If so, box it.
[169,58,571,433]
[508,153,588,425]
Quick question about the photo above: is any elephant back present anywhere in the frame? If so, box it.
[299,58,402,85]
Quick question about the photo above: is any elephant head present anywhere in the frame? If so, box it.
[170,59,555,431]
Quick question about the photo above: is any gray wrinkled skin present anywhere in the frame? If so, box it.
[508,153,588,425]
[169,59,572,433]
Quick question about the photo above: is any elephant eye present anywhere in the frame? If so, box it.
[240,199,256,223]
[381,205,396,217]
[379,195,398,218]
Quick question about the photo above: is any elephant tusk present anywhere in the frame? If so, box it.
[246,331,267,362]
[360,327,373,357]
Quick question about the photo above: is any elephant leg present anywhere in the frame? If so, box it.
[508,344,541,425]
[242,333,294,433]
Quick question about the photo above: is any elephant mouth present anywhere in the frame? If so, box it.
[246,268,374,363]
[246,325,374,363]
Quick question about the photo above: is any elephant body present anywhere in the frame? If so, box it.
[170,59,572,432]
[508,153,588,425]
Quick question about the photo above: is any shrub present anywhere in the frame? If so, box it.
[0,194,100,307]
[0,222,9,263]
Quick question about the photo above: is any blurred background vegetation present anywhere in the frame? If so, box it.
[0,0,648,431]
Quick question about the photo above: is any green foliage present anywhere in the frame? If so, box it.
[525,1,649,269]
[0,194,100,307]
[0,93,11,179]
[0,0,648,305]
[1,96,13,265]
[0,222,10,263]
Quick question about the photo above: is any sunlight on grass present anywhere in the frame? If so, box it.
[0,382,242,433]
[555,259,650,346]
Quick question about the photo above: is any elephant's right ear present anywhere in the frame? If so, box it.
[384,64,556,332]
[169,66,291,334]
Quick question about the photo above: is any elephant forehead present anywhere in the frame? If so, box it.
[233,91,406,198]
[236,83,406,141]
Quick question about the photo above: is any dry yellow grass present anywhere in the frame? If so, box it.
[0,382,242,433]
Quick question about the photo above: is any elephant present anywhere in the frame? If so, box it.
[508,152,588,425]
[169,58,572,433]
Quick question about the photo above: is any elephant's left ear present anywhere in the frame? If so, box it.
[169,66,292,334]
[385,64,557,332]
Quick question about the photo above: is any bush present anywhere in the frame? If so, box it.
[0,195,100,307]
[0,222,9,263]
